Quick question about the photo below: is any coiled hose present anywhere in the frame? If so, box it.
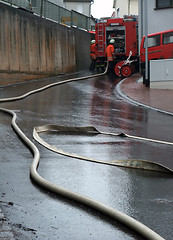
[0,67,169,240]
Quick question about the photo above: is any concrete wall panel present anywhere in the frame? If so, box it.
[73,28,91,71]
[0,2,91,82]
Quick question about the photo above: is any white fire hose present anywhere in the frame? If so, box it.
[0,66,170,240]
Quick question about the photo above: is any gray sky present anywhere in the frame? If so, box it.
[91,0,114,19]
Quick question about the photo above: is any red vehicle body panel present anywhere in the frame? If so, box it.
[140,29,173,63]
[95,18,138,60]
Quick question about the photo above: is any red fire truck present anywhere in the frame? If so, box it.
[95,17,138,77]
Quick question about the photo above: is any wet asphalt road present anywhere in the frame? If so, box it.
[0,71,173,240]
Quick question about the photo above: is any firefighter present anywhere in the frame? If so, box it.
[90,39,96,71]
[106,39,115,74]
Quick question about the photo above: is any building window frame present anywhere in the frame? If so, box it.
[155,0,173,9]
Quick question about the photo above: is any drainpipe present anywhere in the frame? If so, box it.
[128,0,130,15]
[89,0,94,30]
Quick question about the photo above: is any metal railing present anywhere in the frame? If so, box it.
[1,0,91,30]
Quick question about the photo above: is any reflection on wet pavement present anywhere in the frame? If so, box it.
[0,72,173,240]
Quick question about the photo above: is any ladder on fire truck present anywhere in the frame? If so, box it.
[97,23,105,57]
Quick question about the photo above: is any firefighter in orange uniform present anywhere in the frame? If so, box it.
[90,40,96,71]
[106,39,115,74]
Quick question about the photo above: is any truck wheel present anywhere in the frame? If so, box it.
[120,65,132,77]
[114,61,125,77]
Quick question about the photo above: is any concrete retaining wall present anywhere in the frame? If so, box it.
[0,3,91,84]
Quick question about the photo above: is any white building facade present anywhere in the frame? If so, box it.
[138,0,173,39]
[138,0,173,88]
[64,0,92,16]
[113,0,138,18]
[48,0,92,16]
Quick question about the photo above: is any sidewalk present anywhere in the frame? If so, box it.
[118,74,173,115]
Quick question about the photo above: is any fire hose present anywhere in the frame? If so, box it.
[0,66,172,240]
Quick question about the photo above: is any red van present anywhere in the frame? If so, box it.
[140,29,173,64]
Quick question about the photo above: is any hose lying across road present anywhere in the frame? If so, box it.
[34,124,173,173]
[0,67,172,240]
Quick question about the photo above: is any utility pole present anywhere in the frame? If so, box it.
[40,0,44,17]
[128,0,130,15]
[144,0,149,86]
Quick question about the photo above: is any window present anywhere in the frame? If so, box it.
[156,0,173,8]
[144,35,161,48]
[163,31,173,44]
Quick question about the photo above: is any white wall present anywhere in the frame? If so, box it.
[131,0,138,15]
[114,0,138,18]
[138,0,173,88]
[150,59,173,82]
[65,2,90,16]
[48,0,90,16]
[150,59,173,89]
[48,0,64,7]
[138,0,173,52]
[139,0,173,37]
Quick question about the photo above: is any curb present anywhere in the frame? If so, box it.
[116,78,173,117]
